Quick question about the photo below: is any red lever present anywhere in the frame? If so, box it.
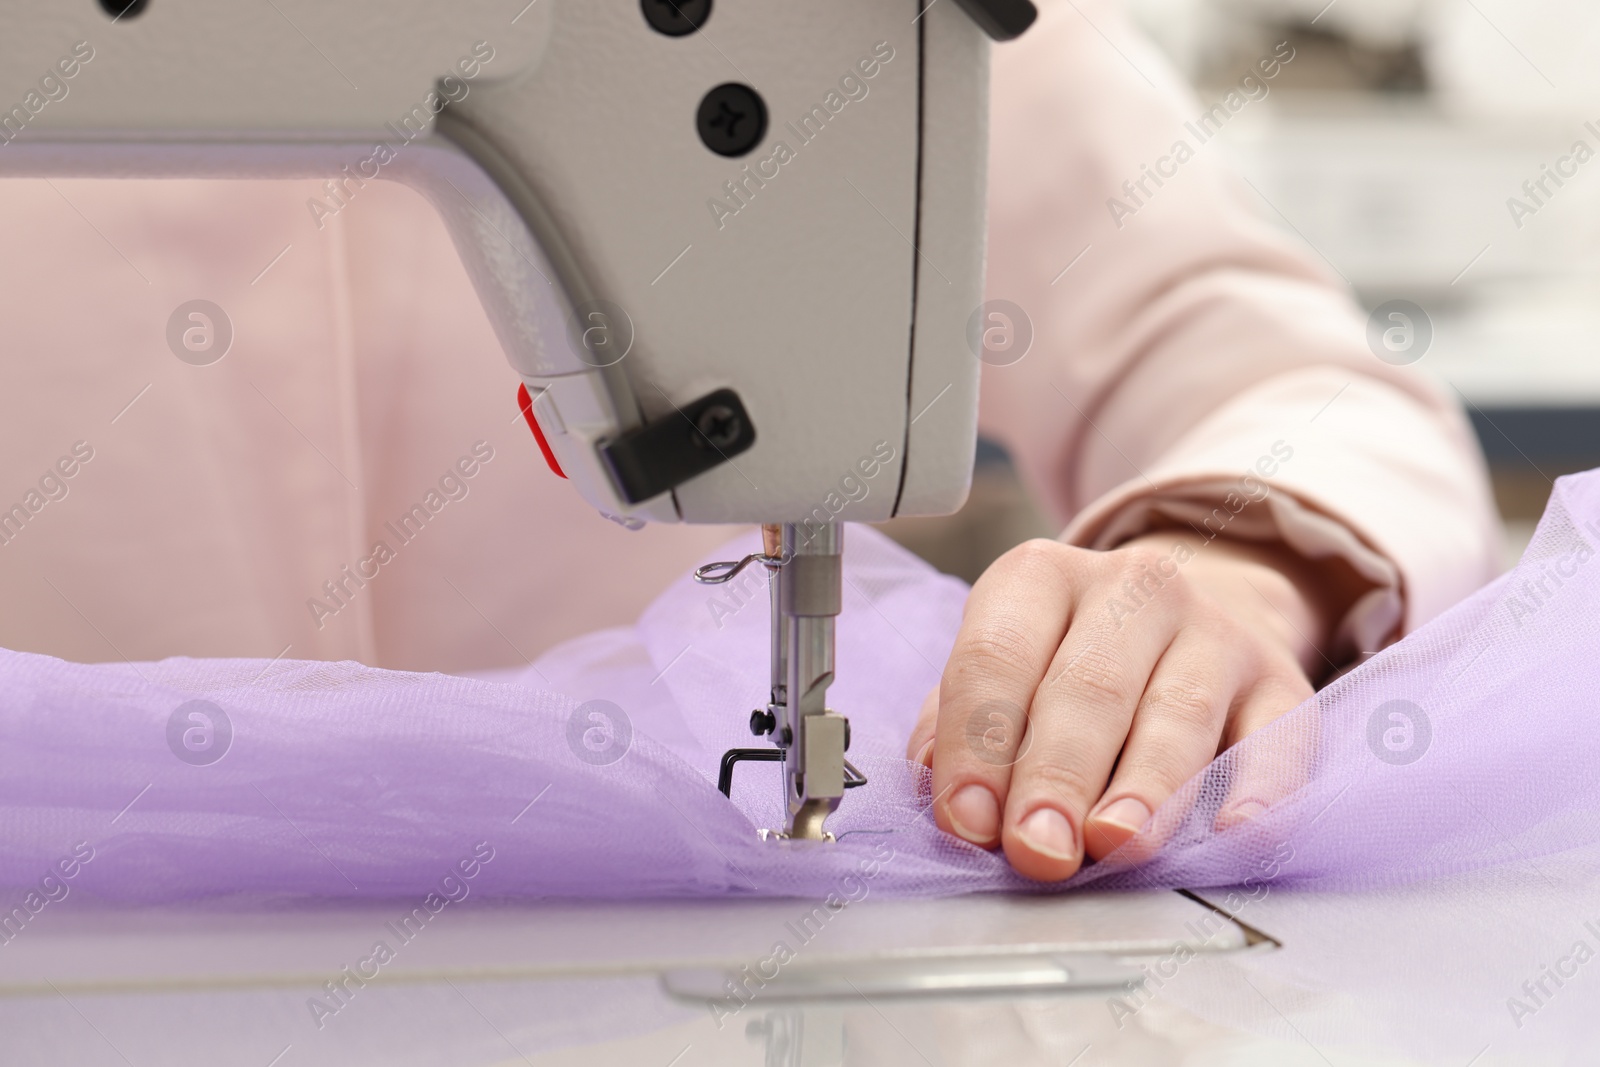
[517,382,566,479]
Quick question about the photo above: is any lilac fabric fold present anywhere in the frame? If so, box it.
[2,470,1598,906]
[0,522,1019,901]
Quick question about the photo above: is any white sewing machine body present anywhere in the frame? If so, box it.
[1,0,989,526]
[2,0,1018,841]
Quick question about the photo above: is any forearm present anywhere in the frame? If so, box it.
[981,1,1502,649]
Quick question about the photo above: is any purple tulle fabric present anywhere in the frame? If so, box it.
[3,470,1598,906]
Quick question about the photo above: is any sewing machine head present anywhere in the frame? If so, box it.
[3,0,1034,840]
[479,0,1018,530]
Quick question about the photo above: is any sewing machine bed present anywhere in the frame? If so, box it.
[0,890,1284,1066]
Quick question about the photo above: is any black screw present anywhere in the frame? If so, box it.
[697,83,767,158]
[642,0,711,36]
[695,404,742,450]
[750,709,776,736]
[779,726,793,746]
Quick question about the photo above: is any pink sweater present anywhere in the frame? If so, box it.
[0,0,1498,671]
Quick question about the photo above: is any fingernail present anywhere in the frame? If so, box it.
[1094,797,1152,834]
[946,784,1001,845]
[914,737,935,768]
[1017,807,1078,862]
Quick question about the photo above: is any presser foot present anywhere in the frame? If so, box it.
[717,742,867,842]
[756,827,836,844]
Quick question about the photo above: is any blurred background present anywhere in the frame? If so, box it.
[882,0,1600,582]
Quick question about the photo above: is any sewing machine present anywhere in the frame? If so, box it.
[2,0,1033,840]
[0,11,1310,1064]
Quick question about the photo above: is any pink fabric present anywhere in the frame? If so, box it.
[0,178,740,671]
[0,0,1496,675]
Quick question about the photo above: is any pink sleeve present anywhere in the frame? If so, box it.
[978,0,1501,653]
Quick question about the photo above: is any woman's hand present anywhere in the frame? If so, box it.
[906,530,1339,881]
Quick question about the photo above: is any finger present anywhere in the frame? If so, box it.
[1214,660,1316,832]
[1082,629,1248,864]
[931,540,1079,849]
[906,686,939,768]
[1000,556,1185,881]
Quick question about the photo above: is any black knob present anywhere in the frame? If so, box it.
[750,709,776,736]
[952,0,1037,41]
[642,0,711,36]
[697,83,767,158]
